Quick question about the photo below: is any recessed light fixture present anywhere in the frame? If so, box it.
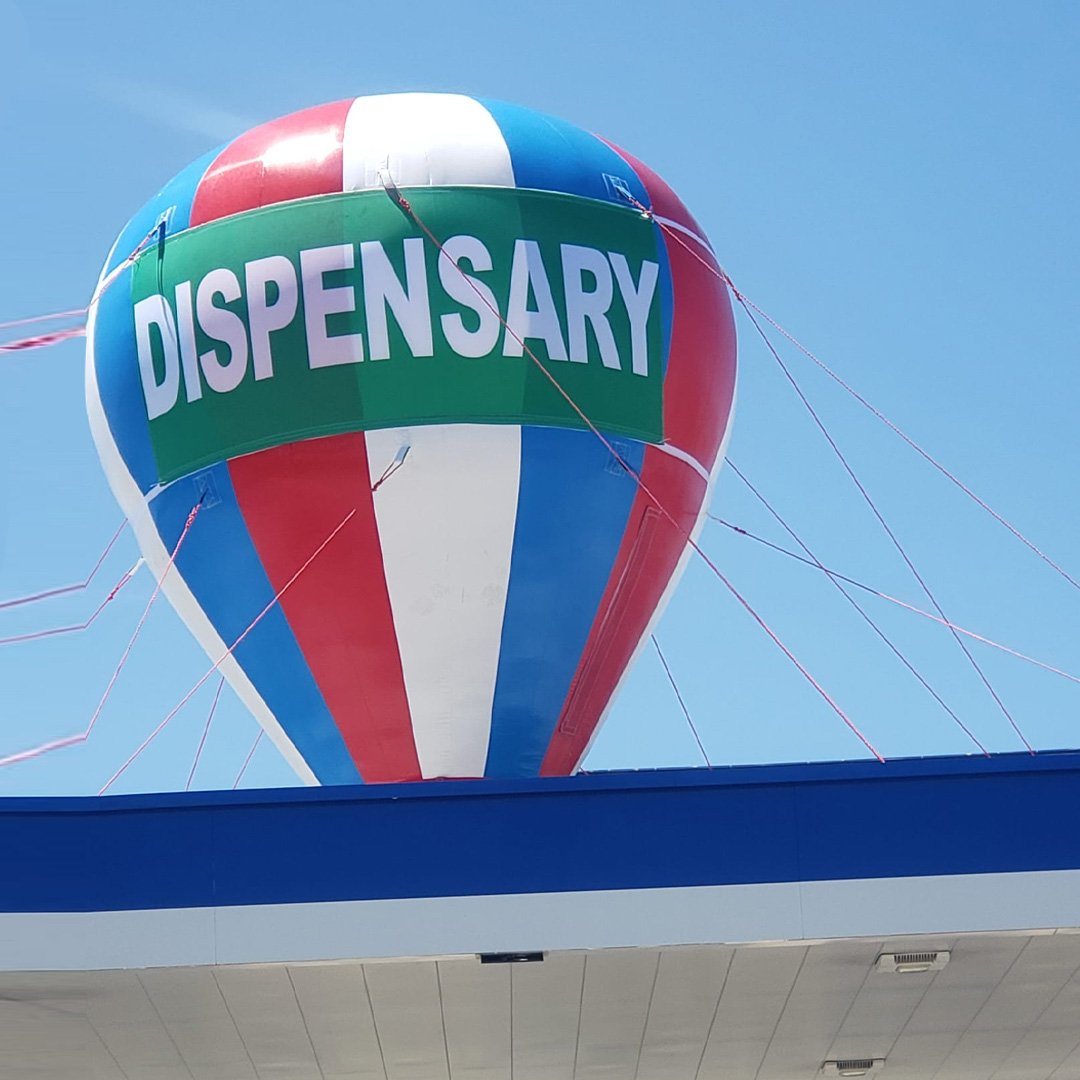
[478,952,544,964]
[876,950,950,974]
[821,1058,885,1077]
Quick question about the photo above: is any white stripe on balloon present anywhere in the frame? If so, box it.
[366,426,521,778]
[343,92,521,778]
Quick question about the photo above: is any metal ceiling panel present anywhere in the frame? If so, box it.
[510,950,583,1080]
[756,942,881,1080]
[287,962,386,1080]
[211,965,322,1080]
[696,944,809,1078]
[635,946,732,1080]
[574,948,660,1078]
[438,958,511,1080]
[75,971,189,1078]
[139,967,258,1080]
[364,961,450,1080]
[7,933,1080,1078]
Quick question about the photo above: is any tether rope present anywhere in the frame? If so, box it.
[98,507,357,793]
[232,730,264,790]
[725,462,989,754]
[651,634,713,767]
[0,307,86,332]
[709,510,1080,686]
[617,189,1032,754]
[736,298,1033,753]
[381,172,883,762]
[0,561,141,647]
[0,502,203,769]
[185,677,225,791]
[0,521,126,610]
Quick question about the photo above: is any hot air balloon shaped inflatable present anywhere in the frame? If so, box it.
[87,93,737,784]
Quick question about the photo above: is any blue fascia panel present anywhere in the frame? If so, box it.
[4,751,1080,913]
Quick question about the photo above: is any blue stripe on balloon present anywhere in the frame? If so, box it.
[485,427,645,778]
[655,219,675,374]
[104,147,222,274]
[93,148,225,497]
[148,465,364,786]
[92,264,159,495]
[476,98,650,206]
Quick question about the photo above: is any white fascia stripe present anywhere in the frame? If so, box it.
[342,92,516,191]
[5,865,1079,971]
[84,297,318,787]
[572,385,737,772]
[366,425,522,779]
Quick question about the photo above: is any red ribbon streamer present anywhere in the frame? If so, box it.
[0,326,86,353]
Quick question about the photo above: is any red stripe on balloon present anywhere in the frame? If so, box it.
[186,97,422,780]
[600,140,737,474]
[541,148,736,774]
[189,98,353,226]
[228,436,421,782]
[540,449,707,775]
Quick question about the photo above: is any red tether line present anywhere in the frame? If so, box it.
[0,326,86,353]
[0,521,127,610]
[381,175,884,763]
[232,730,264,790]
[710,514,1080,686]
[2,223,162,353]
[734,297,1034,754]
[0,307,86,332]
[733,292,1080,594]
[0,561,141,646]
[185,677,225,791]
[98,507,358,793]
[627,189,1031,754]
[644,209,1078,592]
[0,502,202,769]
[630,191,1073,588]
[623,188,1067,683]
[724,462,990,755]
[651,634,713,767]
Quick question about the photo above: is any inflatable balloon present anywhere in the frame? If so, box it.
[87,93,736,784]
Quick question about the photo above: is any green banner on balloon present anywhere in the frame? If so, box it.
[128,187,666,484]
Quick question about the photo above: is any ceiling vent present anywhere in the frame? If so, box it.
[822,1059,884,1077]
[876,950,950,974]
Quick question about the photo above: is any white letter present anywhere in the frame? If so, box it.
[133,294,180,420]
[361,238,433,361]
[503,240,568,361]
[438,235,501,358]
[196,268,249,394]
[300,244,364,368]
[173,282,202,404]
[610,253,659,377]
[246,255,298,381]
[561,244,620,370]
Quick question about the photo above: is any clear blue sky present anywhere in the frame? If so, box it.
[1,1,1078,795]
